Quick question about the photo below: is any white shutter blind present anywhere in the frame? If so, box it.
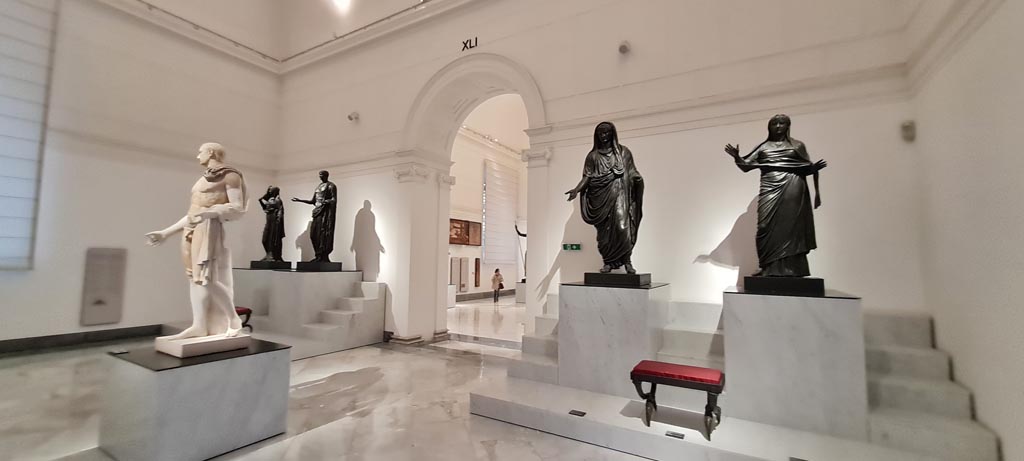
[482,160,518,264]
[0,0,58,269]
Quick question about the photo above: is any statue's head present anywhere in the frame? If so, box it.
[767,114,791,142]
[592,121,618,151]
[197,142,225,166]
[319,170,330,182]
[268,186,280,197]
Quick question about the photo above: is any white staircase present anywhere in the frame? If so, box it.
[864,310,999,461]
[243,274,386,359]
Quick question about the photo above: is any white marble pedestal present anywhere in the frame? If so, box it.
[558,282,670,398]
[99,340,291,461]
[723,289,868,440]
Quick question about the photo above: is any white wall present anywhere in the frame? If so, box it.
[913,1,1023,457]
[0,0,278,341]
[278,0,920,171]
[540,101,927,310]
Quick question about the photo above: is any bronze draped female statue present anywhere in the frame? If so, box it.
[566,122,644,274]
[724,114,827,277]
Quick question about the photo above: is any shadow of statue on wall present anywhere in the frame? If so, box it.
[694,197,759,287]
[537,203,602,309]
[295,220,315,262]
[351,200,385,282]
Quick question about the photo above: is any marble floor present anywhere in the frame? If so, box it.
[1,338,640,461]
[446,296,526,344]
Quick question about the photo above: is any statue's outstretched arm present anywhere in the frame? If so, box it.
[724,143,759,172]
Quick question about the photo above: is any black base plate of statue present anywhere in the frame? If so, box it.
[295,261,344,272]
[743,276,824,297]
[250,260,291,270]
[584,272,652,288]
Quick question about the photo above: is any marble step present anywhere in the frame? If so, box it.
[665,302,723,332]
[320,309,356,326]
[869,408,998,461]
[656,349,725,370]
[336,297,365,312]
[521,333,557,359]
[864,310,933,348]
[534,314,558,336]
[868,374,972,419]
[508,352,558,385]
[301,322,342,341]
[661,326,724,358]
[867,345,950,380]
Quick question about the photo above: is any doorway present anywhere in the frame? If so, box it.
[444,94,530,346]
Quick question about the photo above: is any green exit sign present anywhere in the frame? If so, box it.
[562,243,582,251]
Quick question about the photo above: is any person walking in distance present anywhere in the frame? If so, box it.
[491,268,504,303]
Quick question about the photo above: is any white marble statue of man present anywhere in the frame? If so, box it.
[146,142,249,339]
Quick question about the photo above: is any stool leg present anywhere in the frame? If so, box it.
[704,392,720,440]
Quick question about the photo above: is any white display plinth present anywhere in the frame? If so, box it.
[447,284,456,308]
[723,289,868,440]
[154,333,251,358]
[558,282,669,398]
[515,281,527,303]
[99,340,290,461]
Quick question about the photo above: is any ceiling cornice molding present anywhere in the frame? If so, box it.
[457,126,523,160]
[95,0,282,73]
[280,0,480,73]
[94,0,481,75]
[906,0,1005,94]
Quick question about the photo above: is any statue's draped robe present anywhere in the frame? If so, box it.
[744,140,816,276]
[183,166,248,284]
[261,197,285,260]
[580,146,644,267]
[311,181,338,260]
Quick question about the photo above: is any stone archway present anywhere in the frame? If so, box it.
[401,53,546,163]
[398,53,547,343]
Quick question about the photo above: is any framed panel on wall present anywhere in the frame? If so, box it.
[449,219,482,246]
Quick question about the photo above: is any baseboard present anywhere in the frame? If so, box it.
[455,289,516,302]
[0,324,163,354]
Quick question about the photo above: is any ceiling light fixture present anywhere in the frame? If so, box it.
[333,0,352,13]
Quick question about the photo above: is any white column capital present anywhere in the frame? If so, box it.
[394,163,432,183]
[437,173,456,188]
[521,146,553,168]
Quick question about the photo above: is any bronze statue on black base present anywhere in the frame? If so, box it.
[258,186,285,262]
[292,170,338,263]
[566,121,644,274]
[723,114,826,277]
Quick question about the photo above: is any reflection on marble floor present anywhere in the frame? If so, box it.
[446,296,526,343]
[3,338,640,461]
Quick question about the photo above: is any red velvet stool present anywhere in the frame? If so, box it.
[630,360,725,439]
[235,306,253,332]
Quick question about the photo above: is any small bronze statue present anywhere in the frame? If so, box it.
[292,170,338,263]
[258,186,285,262]
[723,114,826,277]
[566,121,644,274]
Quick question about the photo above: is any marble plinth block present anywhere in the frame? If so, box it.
[723,290,868,440]
[515,281,527,303]
[99,340,290,461]
[558,282,669,398]
[154,333,251,358]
